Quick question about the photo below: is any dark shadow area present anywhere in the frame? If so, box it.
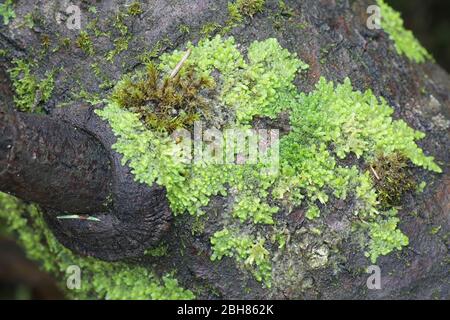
[387,0,450,72]
[0,237,65,300]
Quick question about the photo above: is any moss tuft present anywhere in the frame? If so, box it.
[234,0,266,18]
[112,62,215,132]
[0,0,15,25]
[75,31,95,56]
[127,2,143,16]
[369,153,416,209]
[200,22,221,37]
[8,59,55,112]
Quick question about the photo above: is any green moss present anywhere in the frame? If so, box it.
[72,88,102,105]
[0,0,15,25]
[270,0,295,31]
[178,24,190,34]
[365,213,409,263]
[227,1,244,25]
[233,0,265,18]
[106,35,131,62]
[305,205,320,220]
[86,18,110,38]
[88,6,97,14]
[40,34,51,51]
[429,225,441,236]
[0,192,194,300]
[210,228,272,286]
[105,11,132,62]
[297,22,307,30]
[232,194,278,225]
[111,62,215,132]
[111,11,129,35]
[51,37,71,54]
[76,31,95,56]
[223,0,266,33]
[97,35,441,285]
[191,216,206,236]
[416,181,427,193]
[200,22,221,37]
[8,59,55,112]
[20,12,35,29]
[145,243,169,257]
[137,38,172,64]
[376,0,432,63]
[369,152,416,209]
[127,2,143,16]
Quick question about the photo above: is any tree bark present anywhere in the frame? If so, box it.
[0,0,448,299]
[0,106,112,213]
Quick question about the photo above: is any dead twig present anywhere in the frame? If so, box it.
[170,48,192,78]
[370,165,380,180]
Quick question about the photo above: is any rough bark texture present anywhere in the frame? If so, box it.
[0,106,112,213]
[0,75,172,261]
[0,0,449,299]
[44,103,172,261]
[0,100,172,261]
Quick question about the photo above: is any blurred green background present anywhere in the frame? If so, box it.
[387,0,450,71]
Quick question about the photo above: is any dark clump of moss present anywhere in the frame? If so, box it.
[127,2,143,16]
[112,63,216,132]
[235,0,265,18]
[75,31,94,56]
[369,153,416,209]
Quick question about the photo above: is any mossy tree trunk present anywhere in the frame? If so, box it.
[0,0,448,299]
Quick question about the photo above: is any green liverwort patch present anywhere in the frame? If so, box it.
[376,0,432,63]
[365,213,409,263]
[305,205,320,220]
[0,0,15,25]
[210,228,272,286]
[8,59,55,112]
[96,35,440,286]
[0,192,194,300]
[232,194,278,224]
[76,30,95,56]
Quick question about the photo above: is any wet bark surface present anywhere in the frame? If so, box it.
[0,106,112,214]
[0,0,448,299]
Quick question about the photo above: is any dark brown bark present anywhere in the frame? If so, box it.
[0,106,112,213]
[0,102,172,261]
